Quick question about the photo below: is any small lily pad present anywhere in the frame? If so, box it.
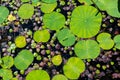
[18,3,34,19]
[114,35,120,49]
[41,0,57,4]
[97,33,114,50]
[43,12,65,31]
[1,56,14,69]
[14,50,34,70]
[52,55,62,66]
[41,2,57,13]
[57,28,76,46]
[15,36,26,48]
[0,6,9,24]
[63,57,85,79]
[21,0,30,2]
[74,40,100,59]
[70,5,102,38]
[33,29,50,43]
[26,70,50,80]
[52,74,68,80]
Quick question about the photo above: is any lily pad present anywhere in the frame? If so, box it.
[114,35,120,49]
[1,56,14,69]
[0,69,13,80]
[0,6,9,24]
[52,55,62,66]
[14,50,34,70]
[43,12,65,31]
[41,2,57,13]
[21,0,30,2]
[33,29,50,43]
[15,36,26,48]
[18,3,34,19]
[41,0,57,4]
[74,40,100,59]
[57,28,76,46]
[26,70,50,80]
[97,33,114,50]
[78,0,93,5]
[52,74,68,80]
[70,5,102,38]
[63,57,85,79]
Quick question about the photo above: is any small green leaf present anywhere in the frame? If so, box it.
[18,3,34,19]
[21,0,30,2]
[1,56,14,68]
[41,0,57,3]
[52,74,68,80]
[26,70,50,80]
[57,28,76,46]
[43,12,65,31]
[0,6,9,24]
[33,29,50,43]
[52,55,62,66]
[15,36,26,48]
[63,57,85,79]
[14,50,34,70]
[97,33,114,50]
[74,40,100,59]
[114,35,120,49]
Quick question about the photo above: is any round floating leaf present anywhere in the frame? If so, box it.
[114,35,120,49]
[57,28,76,46]
[52,74,68,80]
[52,55,62,66]
[97,33,114,50]
[93,0,120,17]
[14,50,34,70]
[21,0,30,2]
[74,40,100,59]
[26,70,50,80]
[43,12,65,31]
[33,29,50,43]
[63,57,85,79]
[18,3,34,19]
[41,0,57,3]
[78,0,93,5]
[15,36,26,48]
[0,6,9,24]
[41,2,57,13]
[0,69,13,80]
[70,5,102,38]
[1,56,14,68]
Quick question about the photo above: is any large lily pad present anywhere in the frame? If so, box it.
[70,5,102,38]
[52,74,68,80]
[18,3,34,19]
[74,40,100,59]
[114,35,120,49]
[14,50,34,70]
[97,33,114,50]
[56,28,76,46]
[0,6,9,24]
[63,57,85,79]
[26,70,50,80]
[43,12,65,31]
[41,0,57,4]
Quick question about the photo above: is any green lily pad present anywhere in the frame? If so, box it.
[70,5,102,38]
[63,57,85,79]
[21,0,30,2]
[15,36,26,48]
[0,6,9,24]
[43,12,65,31]
[97,33,114,50]
[78,0,93,5]
[41,2,57,13]
[33,29,50,43]
[26,70,50,80]
[18,3,34,19]
[52,55,62,66]
[52,74,68,80]
[57,28,76,46]
[93,0,120,17]
[1,56,14,68]
[74,40,100,59]
[41,0,57,4]
[114,35,120,49]
[0,69,13,80]
[14,50,34,70]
